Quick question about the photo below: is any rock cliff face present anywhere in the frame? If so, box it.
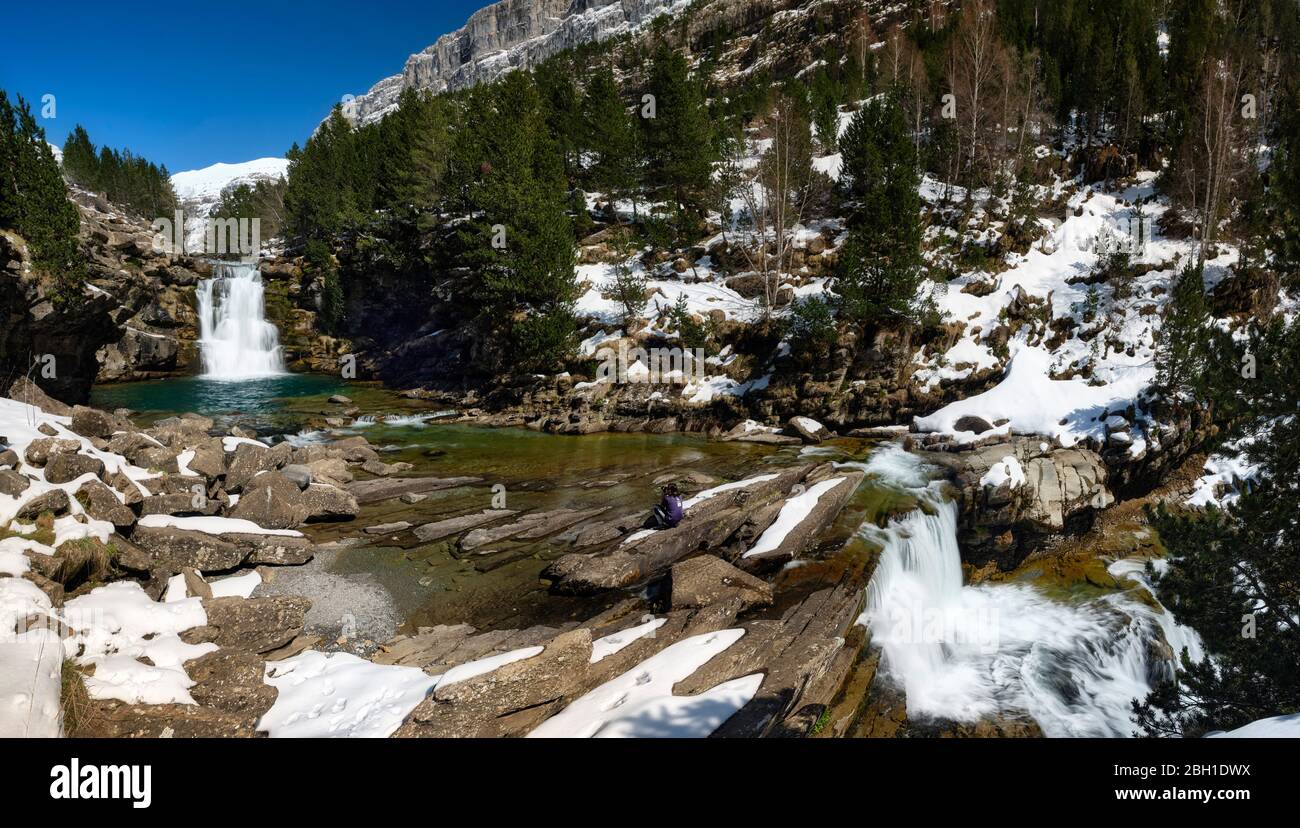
[339,0,687,127]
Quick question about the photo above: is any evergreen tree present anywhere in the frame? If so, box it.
[0,91,84,304]
[61,125,98,188]
[284,106,361,239]
[642,46,716,232]
[809,67,841,153]
[834,94,922,324]
[581,67,641,220]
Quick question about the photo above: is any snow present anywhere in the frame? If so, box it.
[590,617,666,663]
[164,570,262,603]
[137,513,304,538]
[1208,713,1300,738]
[791,416,826,435]
[981,456,1026,489]
[433,645,542,688]
[915,345,1151,447]
[171,158,289,202]
[744,476,848,558]
[258,650,436,738]
[222,436,268,452]
[63,581,214,705]
[1186,432,1264,508]
[682,473,779,509]
[528,629,761,738]
[0,636,64,737]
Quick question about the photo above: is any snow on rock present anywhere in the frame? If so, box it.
[1208,713,1300,738]
[590,617,666,663]
[433,646,542,688]
[0,634,64,737]
[163,570,262,603]
[743,476,847,558]
[137,513,303,538]
[63,581,214,705]
[915,346,1150,447]
[528,628,761,738]
[981,456,1026,489]
[682,473,780,510]
[258,650,437,738]
[1185,430,1265,509]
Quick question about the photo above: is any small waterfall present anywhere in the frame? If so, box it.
[196,262,285,379]
[857,445,1203,737]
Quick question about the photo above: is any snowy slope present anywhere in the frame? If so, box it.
[170,158,289,252]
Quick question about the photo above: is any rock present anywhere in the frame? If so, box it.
[0,449,19,469]
[185,443,226,480]
[229,471,309,529]
[954,415,996,435]
[346,475,483,505]
[140,492,220,517]
[182,567,213,599]
[223,533,315,566]
[23,437,80,467]
[128,525,247,572]
[400,492,428,504]
[183,595,311,654]
[68,405,117,439]
[38,423,58,436]
[280,464,313,490]
[306,457,352,487]
[15,489,70,520]
[134,446,179,473]
[364,521,412,535]
[738,472,863,570]
[43,452,105,484]
[72,699,261,738]
[225,442,291,492]
[361,459,413,476]
[413,509,517,543]
[0,469,31,497]
[327,394,352,404]
[75,479,136,529]
[330,435,379,463]
[298,483,360,521]
[184,649,277,716]
[786,416,828,444]
[670,555,773,612]
[5,376,71,416]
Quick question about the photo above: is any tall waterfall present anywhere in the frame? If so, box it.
[196,262,285,379]
[858,444,1203,738]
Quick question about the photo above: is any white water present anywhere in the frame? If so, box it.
[855,445,1203,737]
[196,262,285,379]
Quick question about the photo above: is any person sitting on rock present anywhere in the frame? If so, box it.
[652,482,684,529]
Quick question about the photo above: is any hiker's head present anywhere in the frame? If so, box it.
[663,482,680,498]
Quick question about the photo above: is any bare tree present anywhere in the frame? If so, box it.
[725,96,830,319]
[946,0,1006,186]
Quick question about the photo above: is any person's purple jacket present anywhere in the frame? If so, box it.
[661,493,684,527]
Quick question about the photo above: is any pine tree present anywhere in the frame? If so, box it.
[581,67,641,220]
[284,105,361,239]
[809,67,841,153]
[834,93,922,325]
[642,46,716,233]
[0,91,84,304]
[61,125,98,188]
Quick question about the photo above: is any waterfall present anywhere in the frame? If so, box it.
[857,445,1203,738]
[196,262,285,379]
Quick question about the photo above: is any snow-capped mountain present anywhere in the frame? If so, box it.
[336,0,691,128]
[170,157,289,252]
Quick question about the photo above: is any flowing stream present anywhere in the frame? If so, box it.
[857,445,1204,737]
[196,262,285,378]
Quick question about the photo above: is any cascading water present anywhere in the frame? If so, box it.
[196,262,285,379]
[856,444,1204,737]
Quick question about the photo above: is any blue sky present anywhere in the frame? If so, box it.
[1,0,485,172]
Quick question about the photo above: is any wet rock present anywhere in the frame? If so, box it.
[413,509,517,543]
[346,475,483,505]
[360,459,413,476]
[330,435,379,463]
[327,394,352,404]
[365,521,412,535]
[670,555,773,611]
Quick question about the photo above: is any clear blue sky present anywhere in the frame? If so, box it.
[1,0,486,172]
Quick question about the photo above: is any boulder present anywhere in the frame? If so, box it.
[43,452,105,484]
[5,376,71,416]
[786,416,828,444]
[182,596,311,654]
[0,469,31,497]
[0,449,19,469]
[68,405,118,439]
[280,464,312,489]
[184,649,277,716]
[224,533,315,566]
[128,525,247,572]
[298,483,359,521]
[229,471,309,529]
[225,442,291,492]
[16,489,70,519]
[23,437,80,467]
[75,479,136,529]
[670,555,773,612]
[954,415,996,435]
[72,699,261,738]
[306,457,352,487]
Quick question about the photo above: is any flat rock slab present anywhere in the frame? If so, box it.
[738,471,864,570]
[413,509,517,543]
[364,521,413,535]
[347,476,483,505]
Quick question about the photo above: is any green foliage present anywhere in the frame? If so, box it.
[835,94,923,325]
[808,67,841,153]
[603,261,646,330]
[284,106,363,240]
[212,177,287,241]
[642,46,717,224]
[0,91,84,304]
[785,295,839,360]
[1137,318,1300,736]
[1154,264,1213,399]
[60,124,177,219]
[580,66,641,217]
[304,238,343,333]
[668,294,709,351]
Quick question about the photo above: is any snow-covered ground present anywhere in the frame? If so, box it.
[170,157,289,254]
